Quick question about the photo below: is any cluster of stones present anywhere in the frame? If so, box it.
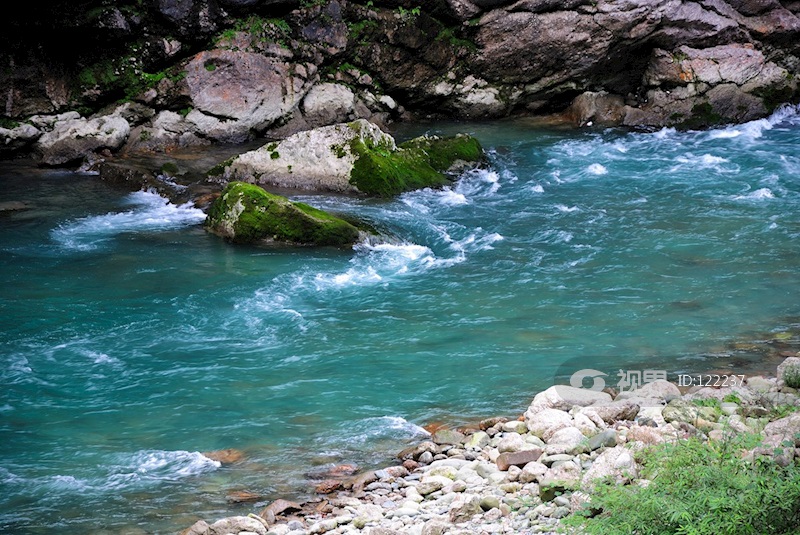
[182,356,800,535]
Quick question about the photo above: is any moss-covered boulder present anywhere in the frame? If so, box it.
[205,182,362,247]
[214,119,485,198]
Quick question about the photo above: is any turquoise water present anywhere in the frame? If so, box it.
[2,107,800,533]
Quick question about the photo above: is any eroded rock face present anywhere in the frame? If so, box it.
[3,0,800,161]
[183,49,316,143]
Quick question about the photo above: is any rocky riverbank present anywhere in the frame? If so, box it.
[181,355,800,535]
[3,1,800,165]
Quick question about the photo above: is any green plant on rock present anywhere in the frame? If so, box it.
[782,365,800,389]
[768,404,800,421]
[0,117,20,129]
[396,5,421,21]
[563,433,800,535]
[435,28,477,52]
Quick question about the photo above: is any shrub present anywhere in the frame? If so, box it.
[563,433,800,535]
[783,365,800,389]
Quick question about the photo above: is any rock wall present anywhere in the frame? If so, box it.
[2,0,800,162]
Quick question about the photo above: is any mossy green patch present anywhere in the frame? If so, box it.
[399,134,484,173]
[349,133,484,197]
[206,182,361,247]
[207,156,235,177]
[349,139,449,198]
[160,162,179,175]
[679,101,724,129]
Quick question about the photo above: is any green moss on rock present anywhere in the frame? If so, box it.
[349,133,484,198]
[205,182,361,247]
[399,134,485,173]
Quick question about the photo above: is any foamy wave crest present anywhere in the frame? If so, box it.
[587,163,608,175]
[434,188,469,206]
[313,242,436,290]
[653,127,677,139]
[401,169,503,211]
[52,190,206,251]
[732,188,774,201]
[333,416,430,446]
[105,450,220,488]
[555,204,580,213]
[708,104,800,140]
[671,152,738,173]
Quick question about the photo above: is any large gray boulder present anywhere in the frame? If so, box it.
[183,49,317,143]
[221,119,394,193]
[36,114,130,165]
[525,386,613,417]
[216,119,484,197]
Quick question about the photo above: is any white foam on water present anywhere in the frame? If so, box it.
[700,154,727,165]
[531,184,545,194]
[79,349,121,366]
[405,169,503,209]
[0,467,21,483]
[104,450,221,489]
[434,188,469,206]
[476,169,502,194]
[555,204,580,213]
[268,378,329,391]
[670,152,738,174]
[732,188,774,201]
[50,475,90,490]
[336,416,431,446]
[587,163,608,175]
[653,127,677,139]
[52,190,206,251]
[707,104,800,141]
[0,404,13,412]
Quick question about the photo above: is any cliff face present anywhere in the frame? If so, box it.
[2,0,800,161]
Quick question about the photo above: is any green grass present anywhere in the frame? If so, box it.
[563,433,800,535]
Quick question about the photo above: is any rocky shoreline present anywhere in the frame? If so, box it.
[182,355,800,535]
[3,1,800,165]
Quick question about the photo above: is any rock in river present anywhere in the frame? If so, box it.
[204,181,363,247]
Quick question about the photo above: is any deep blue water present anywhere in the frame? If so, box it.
[2,106,800,533]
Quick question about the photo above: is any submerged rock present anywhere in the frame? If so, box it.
[214,119,484,197]
[204,181,362,247]
[202,448,245,465]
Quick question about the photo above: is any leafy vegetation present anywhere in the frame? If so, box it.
[76,43,186,105]
[0,117,20,129]
[215,15,293,49]
[563,433,800,535]
[782,364,800,389]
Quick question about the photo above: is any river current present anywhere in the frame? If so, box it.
[2,106,800,533]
